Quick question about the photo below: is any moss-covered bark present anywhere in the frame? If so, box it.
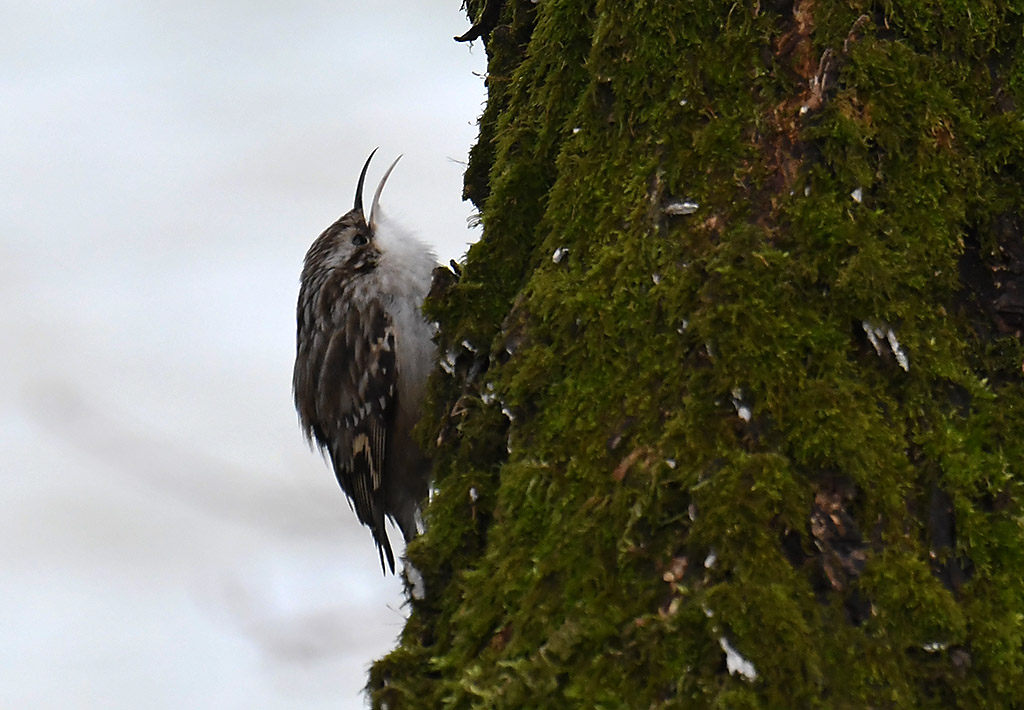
[371,1,1024,707]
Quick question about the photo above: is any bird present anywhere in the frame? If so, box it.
[293,149,437,572]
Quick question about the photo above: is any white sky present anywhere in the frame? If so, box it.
[1,2,486,707]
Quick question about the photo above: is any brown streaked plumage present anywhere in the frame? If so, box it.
[293,150,436,572]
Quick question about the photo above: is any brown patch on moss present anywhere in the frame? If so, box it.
[810,480,867,593]
[760,0,821,203]
[611,446,647,482]
[489,624,513,651]
[757,8,871,219]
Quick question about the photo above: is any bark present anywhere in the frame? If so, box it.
[372,1,1024,707]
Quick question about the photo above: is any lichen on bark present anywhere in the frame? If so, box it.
[370,2,1024,707]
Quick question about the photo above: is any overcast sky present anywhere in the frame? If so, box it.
[1,2,485,707]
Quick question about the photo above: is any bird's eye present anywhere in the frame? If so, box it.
[351,233,369,247]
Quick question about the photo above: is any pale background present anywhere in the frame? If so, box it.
[1,2,485,707]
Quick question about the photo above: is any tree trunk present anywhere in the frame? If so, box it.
[372,1,1024,707]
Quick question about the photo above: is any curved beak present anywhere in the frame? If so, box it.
[354,148,378,215]
[369,155,402,231]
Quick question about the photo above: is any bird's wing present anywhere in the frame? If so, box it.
[316,298,399,570]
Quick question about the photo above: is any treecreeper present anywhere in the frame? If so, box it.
[293,150,436,572]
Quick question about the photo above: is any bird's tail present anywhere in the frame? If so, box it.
[374,516,396,574]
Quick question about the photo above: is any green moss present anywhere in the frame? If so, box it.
[373,2,1024,707]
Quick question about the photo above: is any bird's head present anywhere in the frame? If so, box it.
[308,149,401,271]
